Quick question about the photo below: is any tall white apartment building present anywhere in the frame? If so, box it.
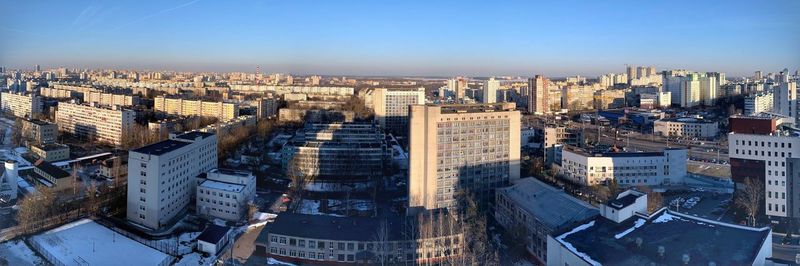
[154,96,239,121]
[372,87,425,136]
[700,75,717,106]
[0,92,42,119]
[681,74,702,107]
[409,103,520,210]
[197,169,255,222]
[55,102,136,145]
[773,82,797,120]
[560,145,687,186]
[527,75,549,114]
[127,131,218,230]
[745,91,774,115]
[483,77,499,103]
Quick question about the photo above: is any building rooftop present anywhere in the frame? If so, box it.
[199,179,245,193]
[498,178,598,230]
[554,209,771,265]
[197,224,230,244]
[132,139,190,156]
[174,131,215,141]
[657,117,716,124]
[33,143,69,151]
[563,145,682,158]
[434,103,516,114]
[606,192,643,210]
[34,160,70,179]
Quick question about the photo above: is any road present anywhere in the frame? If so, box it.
[594,133,728,162]
[773,244,798,263]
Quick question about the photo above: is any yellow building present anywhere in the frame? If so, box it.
[154,96,239,121]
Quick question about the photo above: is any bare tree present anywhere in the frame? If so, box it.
[636,186,664,213]
[736,178,764,227]
[373,218,390,266]
[11,118,23,147]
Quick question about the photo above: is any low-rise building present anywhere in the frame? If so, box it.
[560,145,687,186]
[495,178,599,264]
[196,224,232,255]
[547,191,772,266]
[30,143,70,162]
[30,159,72,191]
[99,155,128,179]
[196,168,255,222]
[653,117,719,139]
[20,119,57,146]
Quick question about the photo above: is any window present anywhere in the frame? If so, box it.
[338,242,345,250]
[308,241,316,249]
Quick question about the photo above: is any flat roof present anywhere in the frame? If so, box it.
[34,161,70,179]
[555,209,771,265]
[174,131,214,141]
[132,139,190,156]
[33,143,69,151]
[498,178,598,230]
[30,219,171,265]
[199,179,245,193]
[197,224,230,244]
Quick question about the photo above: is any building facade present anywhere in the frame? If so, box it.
[154,96,239,121]
[495,178,598,264]
[281,123,389,185]
[409,103,520,210]
[126,132,218,230]
[20,119,57,146]
[196,168,256,222]
[30,143,70,162]
[483,78,499,104]
[560,145,687,186]
[55,102,136,146]
[527,75,549,114]
[653,117,719,138]
[729,120,800,218]
[0,92,42,119]
[372,87,425,136]
[744,91,774,116]
[255,212,463,265]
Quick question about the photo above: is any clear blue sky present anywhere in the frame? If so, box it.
[1,0,798,77]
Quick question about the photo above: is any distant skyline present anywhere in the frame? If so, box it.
[1,0,798,77]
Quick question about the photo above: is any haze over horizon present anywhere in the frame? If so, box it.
[2,0,798,77]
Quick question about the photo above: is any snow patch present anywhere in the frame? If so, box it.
[268,257,297,265]
[614,218,646,239]
[555,220,601,266]
[652,212,685,224]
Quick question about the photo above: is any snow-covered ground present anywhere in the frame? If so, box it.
[29,219,173,265]
[0,239,45,265]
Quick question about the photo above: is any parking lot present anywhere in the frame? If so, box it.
[663,190,736,223]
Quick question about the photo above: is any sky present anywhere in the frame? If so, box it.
[1,0,798,77]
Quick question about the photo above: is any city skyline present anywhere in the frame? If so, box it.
[1,0,798,77]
